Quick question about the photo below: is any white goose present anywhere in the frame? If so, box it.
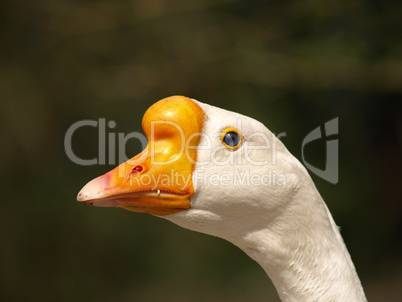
[77,96,367,301]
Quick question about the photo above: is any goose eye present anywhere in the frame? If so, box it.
[221,128,242,149]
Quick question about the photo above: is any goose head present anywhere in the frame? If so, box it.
[77,95,310,242]
[77,96,367,301]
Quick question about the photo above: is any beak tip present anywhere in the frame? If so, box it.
[76,191,86,202]
[77,175,107,202]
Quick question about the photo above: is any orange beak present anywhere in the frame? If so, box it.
[77,96,205,216]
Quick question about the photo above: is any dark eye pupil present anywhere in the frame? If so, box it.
[223,131,240,147]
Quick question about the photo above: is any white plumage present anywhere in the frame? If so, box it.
[78,97,367,301]
[168,100,366,301]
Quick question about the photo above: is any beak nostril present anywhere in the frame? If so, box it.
[131,165,144,174]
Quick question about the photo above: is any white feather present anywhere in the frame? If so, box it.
[165,100,367,302]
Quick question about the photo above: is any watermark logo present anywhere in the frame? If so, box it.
[64,118,147,166]
[65,117,339,185]
[301,118,339,184]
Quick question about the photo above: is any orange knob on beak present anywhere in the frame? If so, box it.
[77,96,205,216]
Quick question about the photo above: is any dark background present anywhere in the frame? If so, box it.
[1,0,401,301]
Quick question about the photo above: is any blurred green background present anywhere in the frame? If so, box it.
[1,0,401,301]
